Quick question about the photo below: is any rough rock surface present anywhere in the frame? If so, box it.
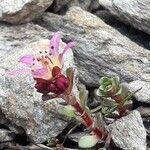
[51,0,93,13]
[0,0,53,24]
[129,80,150,103]
[89,0,101,12]
[68,0,91,11]
[137,107,150,149]
[0,129,12,141]
[108,110,147,150]
[0,23,50,58]
[94,10,116,23]
[0,110,23,141]
[98,0,150,34]
[37,7,150,89]
[94,10,150,50]
[52,0,72,13]
[0,23,77,143]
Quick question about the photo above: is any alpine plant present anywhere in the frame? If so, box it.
[8,32,108,143]
[8,32,75,95]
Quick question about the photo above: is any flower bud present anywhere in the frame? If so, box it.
[52,66,61,77]
[47,83,57,93]
[34,78,49,94]
[47,75,70,94]
[56,75,69,90]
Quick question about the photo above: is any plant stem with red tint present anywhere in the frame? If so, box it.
[62,94,108,140]
[112,95,127,117]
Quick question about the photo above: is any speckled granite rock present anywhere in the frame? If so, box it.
[137,107,150,149]
[0,0,53,24]
[52,0,72,13]
[51,0,97,14]
[129,80,150,103]
[0,23,77,143]
[108,110,147,150]
[0,129,12,141]
[68,0,91,10]
[98,0,150,34]
[0,23,50,58]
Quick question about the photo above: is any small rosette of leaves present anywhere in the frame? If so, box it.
[97,76,131,103]
[96,76,135,117]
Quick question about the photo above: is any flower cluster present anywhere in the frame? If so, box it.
[8,32,75,94]
[34,66,69,94]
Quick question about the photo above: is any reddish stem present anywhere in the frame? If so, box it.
[62,94,107,140]
[111,95,128,117]
[117,105,128,118]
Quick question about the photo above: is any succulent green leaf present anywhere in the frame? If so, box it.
[78,135,99,148]
[113,76,120,89]
[100,82,112,92]
[101,97,117,107]
[63,105,76,118]
[105,85,113,92]
[101,106,109,114]
[66,67,73,76]
[99,77,109,85]
[110,79,117,91]
[79,89,88,108]
[118,83,129,98]
[66,68,74,94]
[91,105,102,113]
[47,137,56,146]
[105,106,118,115]
[96,88,106,97]
[99,76,119,95]
[101,105,117,115]
[95,112,105,129]
[103,81,112,87]
[123,87,142,103]
[99,85,105,91]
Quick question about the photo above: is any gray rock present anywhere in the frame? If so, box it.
[108,110,147,150]
[0,110,24,136]
[137,107,150,118]
[129,80,150,103]
[98,0,150,34]
[0,23,77,143]
[37,7,150,88]
[68,0,92,11]
[0,23,50,57]
[137,106,150,146]
[52,0,72,13]
[0,0,53,24]
[52,0,92,13]
[94,10,118,23]
[52,0,101,13]
[0,129,12,141]
[89,0,101,12]
[94,10,150,50]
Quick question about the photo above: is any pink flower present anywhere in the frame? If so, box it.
[34,66,70,94]
[8,32,75,94]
